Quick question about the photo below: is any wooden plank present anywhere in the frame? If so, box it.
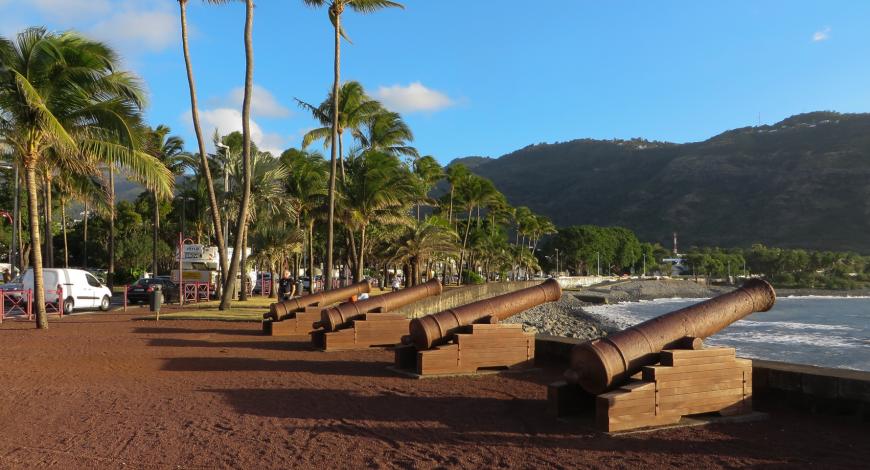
[661,355,739,367]
[660,397,744,417]
[600,390,656,404]
[604,399,656,416]
[657,388,744,406]
[469,323,524,331]
[661,347,735,359]
[643,362,746,380]
[620,381,656,392]
[603,413,681,432]
[657,379,745,397]
[654,368,747,387]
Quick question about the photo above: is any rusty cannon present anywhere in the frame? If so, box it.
[394,279,562,376]
[317,278,442,332]
[565,278,776,395]
[265,280,372,322]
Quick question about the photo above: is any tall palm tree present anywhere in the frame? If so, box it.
[177,0,229,291]
[0,28,173,327]
[302,0,405,291]
[444,163,470,226]
[215,0,256,310]
[146,125,186,275]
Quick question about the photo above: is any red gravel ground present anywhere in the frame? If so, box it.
[0,312,867,469]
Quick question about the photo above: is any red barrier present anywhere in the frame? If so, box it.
[0,289,32,322]
[45,284,63,316]
[182,282,209,303]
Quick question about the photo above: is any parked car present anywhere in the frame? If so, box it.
[127,278,180,304]
[21,268,113,314]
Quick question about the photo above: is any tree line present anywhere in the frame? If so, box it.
[0,2,558,328]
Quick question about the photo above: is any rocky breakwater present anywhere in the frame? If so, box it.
[503,293,608,340]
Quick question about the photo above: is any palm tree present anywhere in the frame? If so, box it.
[0,28,173,327]
[281,148,328,294]
[454,174,498,284]
[355,109,418,159]
[341,150,414,282]
[392,216,458,286]
[444,163,470,226]
[146,125,186,276]
[200,0,255,310]
[411,155,443,220]
[250,223,304,298]
[177,0,229,291]
[302,0,405,291]
[297,80,381,179]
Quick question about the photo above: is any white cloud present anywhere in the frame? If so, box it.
[90,9,178,52]
[228,85,291,118]
[188,107,286,155]
[813,27,831,42]
[30,0,111,20]
[375,82,454,113]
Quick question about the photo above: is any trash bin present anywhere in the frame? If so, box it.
[150,284,162,312]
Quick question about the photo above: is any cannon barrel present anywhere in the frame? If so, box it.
[267,280,372,320]
[319,278,443,332]
[567,278,776,395]
[408,279,562,350]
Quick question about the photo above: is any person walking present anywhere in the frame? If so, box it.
[277,270,294,301]
[391,276,401,292]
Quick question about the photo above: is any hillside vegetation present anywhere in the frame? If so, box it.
[453,112,870,252]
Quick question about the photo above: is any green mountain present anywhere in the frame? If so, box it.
[451,112,870,252]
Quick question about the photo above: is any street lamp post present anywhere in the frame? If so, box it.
[554,248,560,276]
[596,251,600,276]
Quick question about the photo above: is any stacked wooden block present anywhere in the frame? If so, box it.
[320,313,410,351]
[400,323,535,376]
[264,307,323,337]
[596,347,752,432]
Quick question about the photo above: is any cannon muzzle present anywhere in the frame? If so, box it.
[408,278,562,350]
[266,280,372,320]
[567,278,776,394]
[318,279,443,331]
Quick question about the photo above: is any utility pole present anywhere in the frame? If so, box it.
[554,248,560,276]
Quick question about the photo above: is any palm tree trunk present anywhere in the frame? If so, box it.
[325,5,343,292]
[240,222,249,301]
[179,0,228,290]
[220,0,255,309]
[25,164,47,328]
[61,197,68,268]
[447,185,454,224]
[338,131,346,183]
[356,225,367,282]
[108,165,115,289]
[308,221,315,295]
[152,191,159,275]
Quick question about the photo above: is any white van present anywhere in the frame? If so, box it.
[22,268,113,314]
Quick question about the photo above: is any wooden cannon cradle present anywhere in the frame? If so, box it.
[312,312,410,351]
[263,306,324,337]
[394,322,536,376]
[594,345,752,432]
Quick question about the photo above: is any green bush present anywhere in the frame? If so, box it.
[462,270,485,285]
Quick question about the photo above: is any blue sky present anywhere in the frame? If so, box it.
[2,0,869,164]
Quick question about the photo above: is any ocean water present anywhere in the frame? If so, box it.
[583,296,870,372]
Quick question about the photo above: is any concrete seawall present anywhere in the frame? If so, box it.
[391,281,539,318]
[533,334,870,419]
